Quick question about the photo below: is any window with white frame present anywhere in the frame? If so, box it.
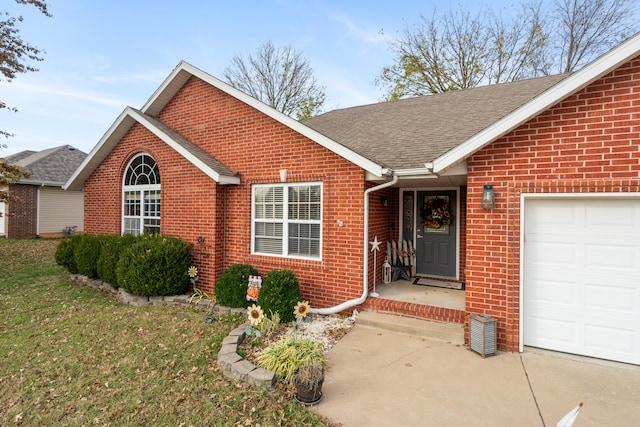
[252,183,322,259]
[122,154,161,236]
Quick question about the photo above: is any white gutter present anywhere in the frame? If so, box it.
[310,173,399,315]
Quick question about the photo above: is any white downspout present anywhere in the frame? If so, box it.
[310,174,399,315]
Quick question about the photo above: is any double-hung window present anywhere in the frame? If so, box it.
[122,153,161,236]
[252,183,322,259]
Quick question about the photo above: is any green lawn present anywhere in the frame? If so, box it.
[0,239,336,426]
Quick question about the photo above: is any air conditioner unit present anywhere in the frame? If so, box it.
[470,314,497,358]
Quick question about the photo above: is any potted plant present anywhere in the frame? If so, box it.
[293,364,324,405]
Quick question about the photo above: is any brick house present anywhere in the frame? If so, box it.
[66,33,640,365]
[2,145,86,239]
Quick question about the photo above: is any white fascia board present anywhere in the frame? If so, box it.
[130,109,240,185]
[146,62,386,178]
[431,32,640,174]
[63,108,134,191]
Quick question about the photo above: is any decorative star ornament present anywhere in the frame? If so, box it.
[369,236,381,252]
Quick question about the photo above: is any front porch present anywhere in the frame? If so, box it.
[361,279,466,324]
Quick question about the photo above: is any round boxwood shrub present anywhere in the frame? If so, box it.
[97,234,139,288]
[116,234,192,296]
[54,234,80,273]
[214,264,259,308]
[74,233,102,279]
[256,269,302,323]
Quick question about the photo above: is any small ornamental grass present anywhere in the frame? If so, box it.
[255,336,325,384]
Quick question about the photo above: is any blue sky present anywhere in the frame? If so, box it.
[1,0,537,156]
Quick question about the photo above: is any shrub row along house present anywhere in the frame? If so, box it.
[65,33,640,365]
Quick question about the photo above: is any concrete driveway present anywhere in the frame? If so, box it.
[311,312,640,426]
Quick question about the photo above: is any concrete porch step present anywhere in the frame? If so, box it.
[356,311,465,345]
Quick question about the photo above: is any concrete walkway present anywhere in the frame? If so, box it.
[311,312,640,426]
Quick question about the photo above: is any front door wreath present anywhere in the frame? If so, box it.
[420,196,453,229]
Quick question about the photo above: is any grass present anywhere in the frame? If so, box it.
[0,239,338,426]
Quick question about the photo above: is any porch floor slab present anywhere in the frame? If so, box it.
[371,279,465,311]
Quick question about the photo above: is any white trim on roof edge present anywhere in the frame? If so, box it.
[63,107,240,191]
[430,31,640,174]
[143,61,386,178]
[130,109,240,185]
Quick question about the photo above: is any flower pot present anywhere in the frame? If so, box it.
[293,366,324,406]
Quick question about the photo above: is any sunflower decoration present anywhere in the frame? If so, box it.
[420,197,453,229]
[187,266,199,284]
[247,304,264,326]
[294,301,310,320]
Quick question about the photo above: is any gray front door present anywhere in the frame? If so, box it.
[415,191,456,277]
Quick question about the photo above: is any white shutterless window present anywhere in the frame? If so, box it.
[252,183,322,259]
[122,154,161,236]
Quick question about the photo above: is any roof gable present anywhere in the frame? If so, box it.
[65,61,387,191]
[64,107,239,190]
[431,31,640,174]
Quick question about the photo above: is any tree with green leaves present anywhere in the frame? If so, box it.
[1,1,50,207]
[377,0,638,99]
[223,40,326,121]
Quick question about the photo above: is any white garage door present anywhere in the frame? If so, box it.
[523,197,640,365]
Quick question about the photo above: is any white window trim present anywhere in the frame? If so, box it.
[251,182,322,260]
[121,154,161,236]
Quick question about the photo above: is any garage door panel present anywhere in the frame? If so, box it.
[587,200,637,228]
[528,241,576,266]
[527,315,577,347]
[524,197,640,365]
[586,284,637,312]
[526,278,576,305]
[585,324,637,354]
[586,243,638,270]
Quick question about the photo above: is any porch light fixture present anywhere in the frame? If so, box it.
[481,184,496,209]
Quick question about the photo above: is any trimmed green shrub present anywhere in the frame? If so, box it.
[97,234,139,288]
[256,269,302,323]
[54,234,81,274]
[214,264,259,308]
[116,234,192,296]
[74,234,102,279]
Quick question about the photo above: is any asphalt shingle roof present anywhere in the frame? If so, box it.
[7,145,88,185]
[304,74,569,170]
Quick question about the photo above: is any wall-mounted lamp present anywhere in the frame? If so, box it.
[380,196,389,207]
[481,184,496,209]
[279,169,288,182]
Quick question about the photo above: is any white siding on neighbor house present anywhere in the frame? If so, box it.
[522,196,640,365]
[0,200,5,236]
[38,187,84,234]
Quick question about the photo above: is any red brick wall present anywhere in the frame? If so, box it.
[466,57,640,351]
[7,184,38,239]
[84,76,370,311]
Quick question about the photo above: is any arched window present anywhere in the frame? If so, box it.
[122,153,160,235]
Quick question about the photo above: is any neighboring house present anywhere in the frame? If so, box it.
[66,33,640,365]
[3,145,87,239]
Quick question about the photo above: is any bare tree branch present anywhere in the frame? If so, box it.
[223,41,325,120]
[554,0,635,72]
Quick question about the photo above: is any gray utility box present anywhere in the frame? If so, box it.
[470,314,497,358]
